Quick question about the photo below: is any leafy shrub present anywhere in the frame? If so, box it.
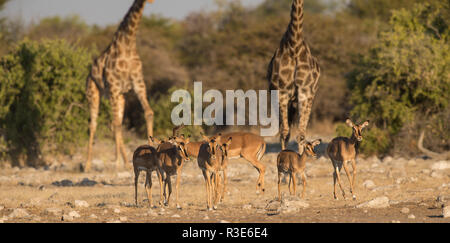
[0,39,109,166]
[346,2,449,154]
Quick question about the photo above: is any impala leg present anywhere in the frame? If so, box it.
[220,169,227,202]
[301,172,306,199]
[242,154,266,195]
[334,164,346,199]
[157,169,164,206]
[288,173,293,195]
[292,172,297,197]
[351,159,357,200]
[145,170,153,208]
[342,161,355,200]
[134,168,140,206]
[202,170,211,210]
[278,172,282,201]
[213,172,220,209]
[175,169,182,209]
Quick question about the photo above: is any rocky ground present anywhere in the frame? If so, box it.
[0,137,449,223]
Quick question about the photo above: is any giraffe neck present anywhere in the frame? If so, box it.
[285,0,304,48]
[114,0,147,46]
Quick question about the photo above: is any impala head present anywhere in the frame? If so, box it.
[170,136,190,161]
[148,136,163,147]
[346,119,370,142]
[218,137,232,159]
[202,133,223,160]
[300,139,321,157]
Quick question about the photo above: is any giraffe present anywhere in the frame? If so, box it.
[85,0,155,172]
[267,0,321,154]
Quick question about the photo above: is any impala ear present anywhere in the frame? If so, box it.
[346,119,354,127]
[361,120,370,129]
[201,133,209,142]
[312,139,322,147]
[225,137,232,146]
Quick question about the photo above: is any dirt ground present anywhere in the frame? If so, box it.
[0,135,449,223]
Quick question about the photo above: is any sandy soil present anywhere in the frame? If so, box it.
[0,137,449,223]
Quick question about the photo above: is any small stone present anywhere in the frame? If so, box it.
[68,210,81,218]
[119,216,127,222]
[117,171,132,179]
[44,208,62,216]
[90,214,98,219]
[356,196,390,209]
[203,215,210,220]
[431,161,450,170]
[171,214,181,218]
[9,208,30,218]
[443,206,450,218]
[113,208,121,213]
[400,207,410,214]
[219,220,230,223]
[242,204,252,210]
[61,214,73,221]
[74,200,89,208]
[363,180,376,189]
[408,214,416,219]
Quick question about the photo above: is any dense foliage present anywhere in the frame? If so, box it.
[0,0,448,165]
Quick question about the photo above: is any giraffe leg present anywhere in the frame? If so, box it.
[85,78,100,173]
[296,97,314,154]
[132,77,154,138]
[279,91,291,150]
[111,94,128,170]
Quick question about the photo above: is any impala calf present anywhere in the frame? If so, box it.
[197,134,232,210]
[327,119,369,200]
[277,139,321,200]
[156,137,190,209]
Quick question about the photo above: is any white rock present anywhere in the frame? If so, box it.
[431,171,443,179]
[90,214,98,219]
[44,208,62,216]
[68,210,81,218]
[408,214,415,219]
[9,208,30,218]
[0,205,4,211]
[117,171,132,179]
[242,204,252,210]
[431,161,450,170]
[443,206,450,218]
[171,214,181,218]
[74,200,89,208]
[219,220,230,223]
[400,207,410,214]
[363,180,376,189]
[356,196,390,209]
[113,208,121,213]
[61,214,73,221]
[119,216,128,222]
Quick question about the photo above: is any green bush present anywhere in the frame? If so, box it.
[0,39,108,166]
[346,2,450,154]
